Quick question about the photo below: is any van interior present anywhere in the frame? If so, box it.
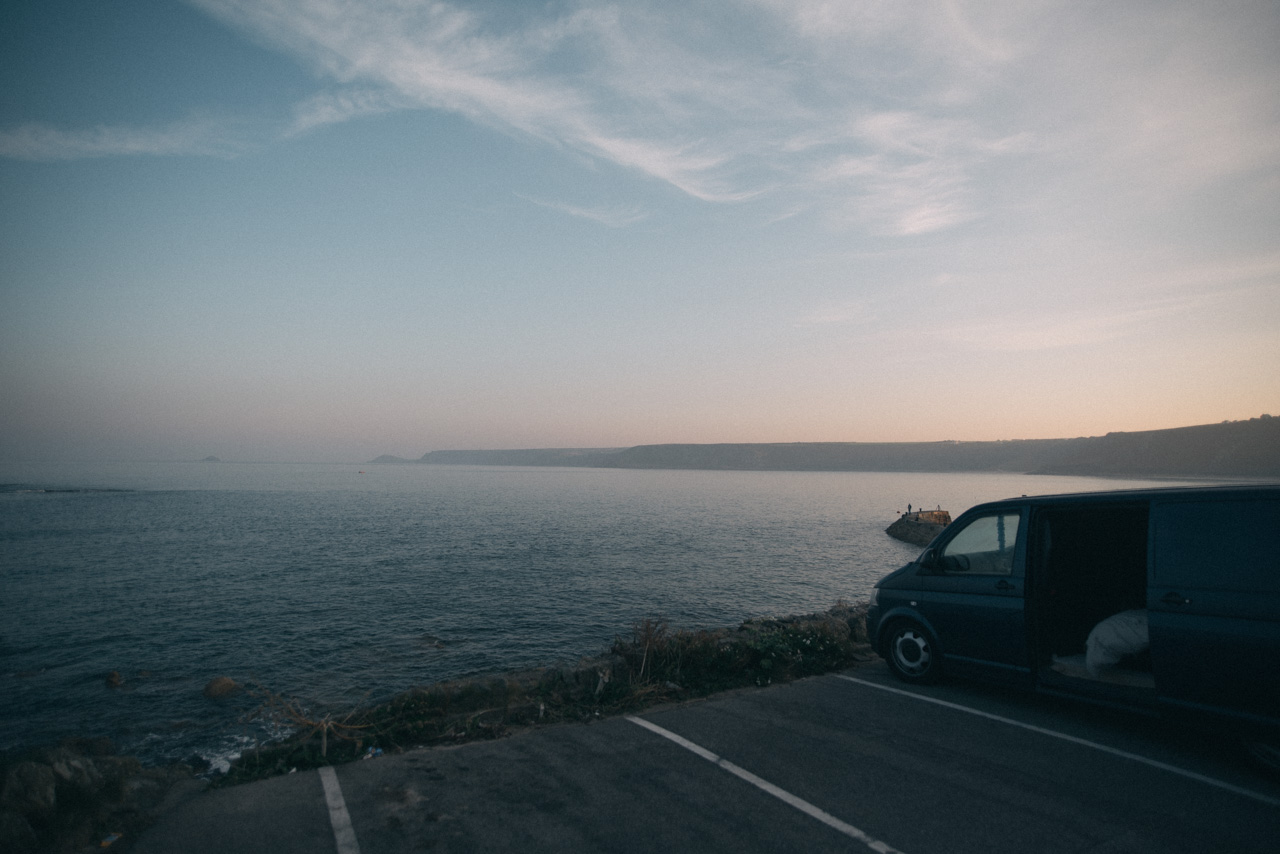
[1032,503,1154,690]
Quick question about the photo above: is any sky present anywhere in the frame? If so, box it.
[1,0,1277,463]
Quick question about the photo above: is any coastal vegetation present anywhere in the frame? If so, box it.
[216,602,872,787]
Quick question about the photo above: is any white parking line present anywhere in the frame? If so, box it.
[835,674,1280,808]
[318,766,363,854]
[626,715,906,854]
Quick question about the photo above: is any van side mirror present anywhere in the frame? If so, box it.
[918,548,937,570]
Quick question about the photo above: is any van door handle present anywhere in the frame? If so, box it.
[995,580,1016,592]
[1161,591,1192,606]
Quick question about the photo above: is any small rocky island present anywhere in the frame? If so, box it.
[886,509,952,547]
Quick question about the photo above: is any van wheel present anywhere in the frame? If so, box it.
[885,620,941,684]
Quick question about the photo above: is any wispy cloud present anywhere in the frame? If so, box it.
[793,246,1280,351]
[0,116,246,161]
[0,88,403,161]
[183,0,1034,229]
[934,295,1215,353]
[7,1,1276,241]
[515,194,647,228]
[920,253,1280,353]
[286,88,405,136]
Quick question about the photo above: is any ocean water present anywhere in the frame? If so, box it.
[0,462,1196,769]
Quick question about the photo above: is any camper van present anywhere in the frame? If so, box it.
[864,485,1280,769]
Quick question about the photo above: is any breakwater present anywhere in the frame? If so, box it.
[885,509,952,547]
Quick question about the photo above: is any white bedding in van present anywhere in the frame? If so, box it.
[1085,609,1149,676]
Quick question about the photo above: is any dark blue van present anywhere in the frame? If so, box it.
[864,485,1280,768]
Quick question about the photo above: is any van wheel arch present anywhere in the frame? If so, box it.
[883,619,942,685]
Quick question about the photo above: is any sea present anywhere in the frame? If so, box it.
[0,461,1202,771]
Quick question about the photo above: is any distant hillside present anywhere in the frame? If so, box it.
[396,416,1280,478]
[416,448,625,467]
[1028,417,1280,478]
[598,439,1071,472]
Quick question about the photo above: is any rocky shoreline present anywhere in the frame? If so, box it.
[218,602,873,786]
[2,602,873,852]
[0,738,199,854]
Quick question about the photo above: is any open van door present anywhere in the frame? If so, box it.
[918,508,1031,682]
[1150,497,1280,728]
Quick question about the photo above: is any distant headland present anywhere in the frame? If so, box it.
[370,415,1280,479]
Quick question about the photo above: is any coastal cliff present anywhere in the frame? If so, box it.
[383,416,1280,479]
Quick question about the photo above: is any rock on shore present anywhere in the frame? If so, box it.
[202,676,239,699]
[0,739,198,854]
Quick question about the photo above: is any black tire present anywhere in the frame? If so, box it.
[884,620,941,684]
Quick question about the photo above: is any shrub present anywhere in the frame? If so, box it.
[218,601,871,786]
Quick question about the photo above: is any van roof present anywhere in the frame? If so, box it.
[985,482,1280,507]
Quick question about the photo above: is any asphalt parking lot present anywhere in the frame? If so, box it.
[134,662,1280,853]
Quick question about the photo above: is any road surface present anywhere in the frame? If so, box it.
[134,662,1280,853]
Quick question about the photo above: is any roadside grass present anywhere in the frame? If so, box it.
[217,601,873,786]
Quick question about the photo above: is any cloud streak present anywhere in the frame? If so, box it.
[0,116,247,161]
[6,1,1276,240]
[182,0,1042,230]
[285,88,406,136]
[935,297,1215,354]
[514,194,647,228]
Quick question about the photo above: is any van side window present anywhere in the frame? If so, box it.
[939,513,1020,575]
[1154,499,1280,593]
